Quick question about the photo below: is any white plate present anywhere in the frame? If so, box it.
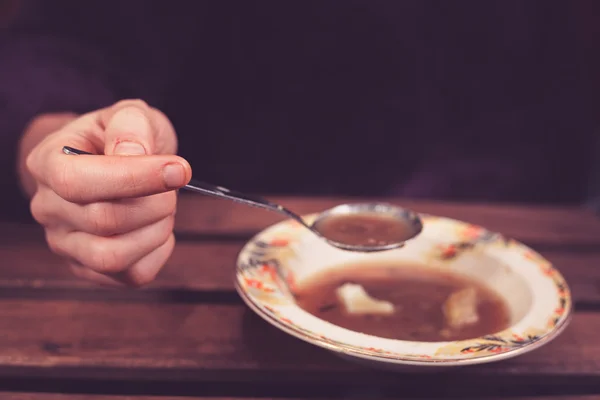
[235,213,572,369]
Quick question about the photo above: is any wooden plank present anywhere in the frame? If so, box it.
[174,195,600,246]
[0,300,597,382]
[0,236,237,292]
[0,225,598,305]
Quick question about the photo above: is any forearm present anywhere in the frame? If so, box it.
[17,113,78,198]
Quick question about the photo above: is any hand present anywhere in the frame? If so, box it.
[23,100,192,286]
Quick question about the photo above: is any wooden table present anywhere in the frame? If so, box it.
[0,195,599,400]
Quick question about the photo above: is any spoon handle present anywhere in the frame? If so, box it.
[61,146,307,225]
[182,178,290,216]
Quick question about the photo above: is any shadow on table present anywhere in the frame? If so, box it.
[239,306,350,369]
[239,307,395,398]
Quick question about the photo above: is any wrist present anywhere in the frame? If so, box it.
[17,112,78,197]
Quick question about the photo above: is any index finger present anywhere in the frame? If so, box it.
[44,149,191,204]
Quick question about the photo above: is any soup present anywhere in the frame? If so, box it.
[313,212,413,247]
[294,263,510,342]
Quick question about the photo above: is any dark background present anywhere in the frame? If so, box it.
[1,0,599,222]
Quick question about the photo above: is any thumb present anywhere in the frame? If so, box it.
[101,100,158,156]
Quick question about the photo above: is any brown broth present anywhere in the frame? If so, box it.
[294,263,510,342]
[314,212,412,246]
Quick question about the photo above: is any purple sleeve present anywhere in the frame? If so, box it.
[0,3,118,220]
[0,35,117,139]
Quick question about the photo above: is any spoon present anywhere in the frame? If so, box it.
[62,146,423,252]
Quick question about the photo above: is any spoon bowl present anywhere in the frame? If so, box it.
[311,203,423,252]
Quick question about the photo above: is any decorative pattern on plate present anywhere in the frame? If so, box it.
[435,330,544,356]
[430,223,503,261]
[236,212,573,366]
[237,236,300,306]
[521,248,571,328]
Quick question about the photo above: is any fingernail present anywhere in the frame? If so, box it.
[163,163,186,189]
[114,141,146,155]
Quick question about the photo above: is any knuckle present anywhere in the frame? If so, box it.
[157,215,176,243]
[83,202,121,236]
[127,236,175,288]
[165,214,176,232]
[126,271,155,288]
[86,240,126,273]
[44,231,66,257]
[29,192,50,225]
[166,192,178,215]
[164,233,176,257]
[151,192,177,219]
[25,149,40,178]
